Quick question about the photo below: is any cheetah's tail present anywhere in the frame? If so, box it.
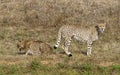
[54,30,62,49]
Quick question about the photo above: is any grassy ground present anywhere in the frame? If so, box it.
[0,0,120,75]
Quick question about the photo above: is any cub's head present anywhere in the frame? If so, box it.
[97,23,106,33]
[17,40,25,52]
[17,40,32,52]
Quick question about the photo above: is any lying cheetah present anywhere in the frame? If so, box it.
[17,40,52,56]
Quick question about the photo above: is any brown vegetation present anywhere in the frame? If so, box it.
[0,0,119,74]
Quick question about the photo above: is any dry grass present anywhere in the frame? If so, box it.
[0,0,119,74]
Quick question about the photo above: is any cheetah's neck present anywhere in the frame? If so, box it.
[95,26,101,36]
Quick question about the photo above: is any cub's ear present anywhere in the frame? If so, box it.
[17,43,20,48]
[17,40,22,43]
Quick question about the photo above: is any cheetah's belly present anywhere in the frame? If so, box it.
[73,34,88,42]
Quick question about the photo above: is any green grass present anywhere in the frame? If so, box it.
[0,60,120,75]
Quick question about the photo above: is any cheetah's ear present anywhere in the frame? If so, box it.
[95,25,99,29]
[101,22,106,25]
[95,23,99,27]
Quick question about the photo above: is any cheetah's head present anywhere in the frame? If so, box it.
[97,23,106,33]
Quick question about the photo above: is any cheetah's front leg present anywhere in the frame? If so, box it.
[87,41,93,56]
[63,38,72,57]
[25,49,33,55]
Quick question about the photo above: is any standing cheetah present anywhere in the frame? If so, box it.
[54,23,106,57]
